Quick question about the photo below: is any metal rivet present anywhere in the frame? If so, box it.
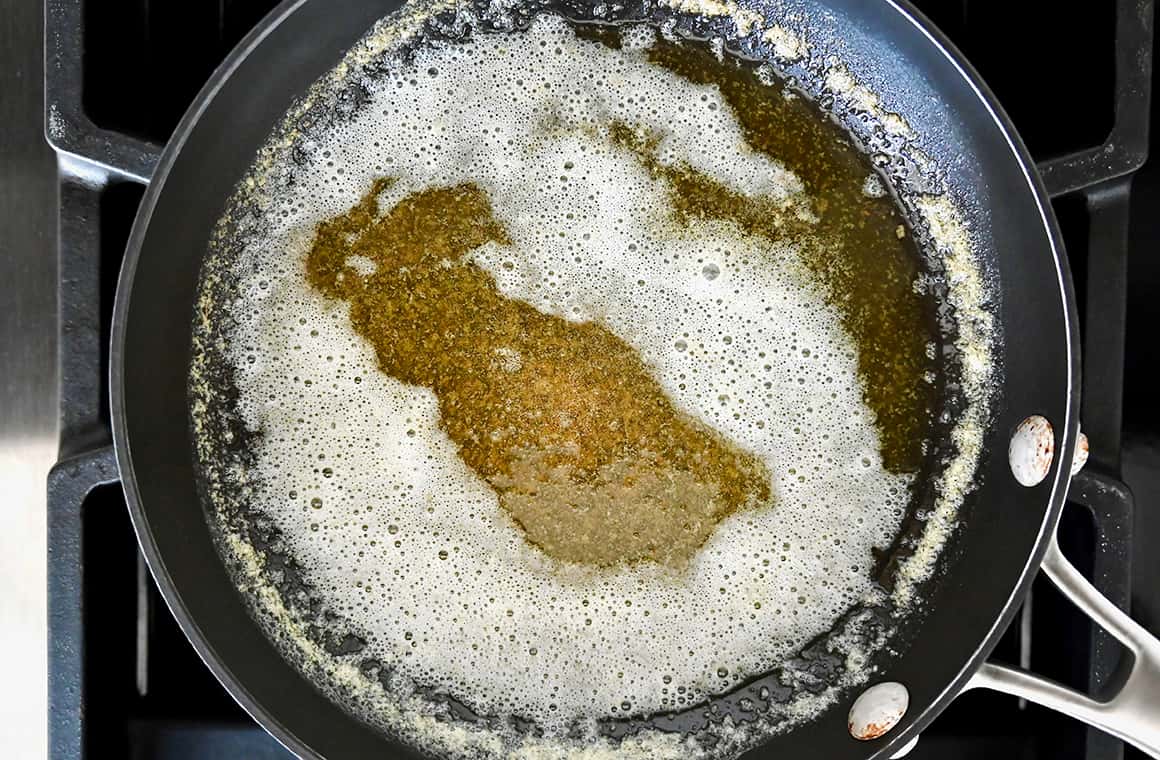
[849,681,909,741]
[1009,415,1054,487]
[890,735,920,758]
[1070,430,1089,476]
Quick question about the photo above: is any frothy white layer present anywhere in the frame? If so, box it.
[220,15,910,733]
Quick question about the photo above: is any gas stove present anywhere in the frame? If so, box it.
[44,1,1157,758]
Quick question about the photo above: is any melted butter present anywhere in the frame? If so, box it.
[306,179,771,567]
[641,37,937,474]
[303,28,937,567]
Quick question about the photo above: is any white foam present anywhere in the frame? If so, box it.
[213,14,912,742]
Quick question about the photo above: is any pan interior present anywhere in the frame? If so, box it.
[188,1,996,757]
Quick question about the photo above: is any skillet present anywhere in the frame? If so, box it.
[110,0,1160,756]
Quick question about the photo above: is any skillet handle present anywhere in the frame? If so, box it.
[967,535,1160,758]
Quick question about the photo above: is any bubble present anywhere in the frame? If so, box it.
[702,263,721,280]
[861,174,886,198]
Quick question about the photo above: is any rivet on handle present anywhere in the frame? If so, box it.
[848,681,909,741]
[889,735,920,758]
[1009,415,1054,487]
[1070,431,1089,475]
[1008,416,1088,486]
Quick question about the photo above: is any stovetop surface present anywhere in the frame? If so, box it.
[43,1,1160,759]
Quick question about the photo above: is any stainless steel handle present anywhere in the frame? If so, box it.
[967,534,1160,758]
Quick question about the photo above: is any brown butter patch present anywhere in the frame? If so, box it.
[307,178,771,567]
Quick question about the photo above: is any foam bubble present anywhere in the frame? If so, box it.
[862,174,886,198]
